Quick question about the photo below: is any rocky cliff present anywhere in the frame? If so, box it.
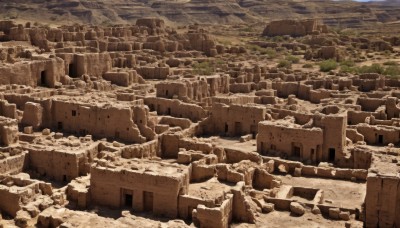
[0,0,399,29]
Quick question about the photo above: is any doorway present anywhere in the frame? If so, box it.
[328,148,336,162]
[250,125,257,139]
[125,194,133,207]
[57,122,63,130]
[293,146,301,157]
[378,135,383,144]
[69,63,77,77]
[40,71,46,86]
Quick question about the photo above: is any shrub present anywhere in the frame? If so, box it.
[277,60,292,68]
[340,65,357,74]
[286,55,300,64]
[319,59,338,72]
[193,62,214,75]
[383,61,398,66]
[302,63,314,68]
[384,65,400,77]
[272,36,284,42]
[264,48,278,59]
[357,63,385,74]
[340,59,355,67]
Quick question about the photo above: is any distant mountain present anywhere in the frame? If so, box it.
[0,0,399,29]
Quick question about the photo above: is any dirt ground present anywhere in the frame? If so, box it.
[279,176,366,209]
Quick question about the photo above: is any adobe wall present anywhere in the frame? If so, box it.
[386,97,400,119]
[156,80,208,102]
[212,95,257,106]
[271,108,314,125]
[90,163,190,218]
[203,74,230,96]
[136,66,170,79]
[348,110,379,125]
[103,70,138,87]
[355,124,400,145]
[159,116,192,130]
[263,157,368,181]
[0,116,18,146]
[0,151,28,175]
[0,175,44,217]
[0,57,64,87]
[144,97,207,122]
[120,140,159,159]
[48,100,151,143]
[365,173,400,227]
[313,114,347,163]
[26,145,97,182]
[21,102,43,130]
[160,133,213,158]
[0,187,22,217]
[0,100,17,119]
[201,103,266,137]
[56,53,112,78]
[257,121,324,163]
[178,195,215,220]
[195,194,233,228]
[357,97,385,112]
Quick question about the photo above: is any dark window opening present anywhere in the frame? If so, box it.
[125,194,133,207]
[57,122,63,130]
[72,110,76,116]
[69,63,77,78]
[225,123,228,133]
[40,71,46,86]
[167,108,171,115]
[293,146,301,157]
[166,90,169,97]
[378,135,383,144]
[329,148,336,162]
[63,175,67,182]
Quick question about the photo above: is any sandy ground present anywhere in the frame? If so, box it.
[213,137,257,152]
[279,176,366,209]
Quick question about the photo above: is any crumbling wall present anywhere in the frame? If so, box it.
[195,194,233,228]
